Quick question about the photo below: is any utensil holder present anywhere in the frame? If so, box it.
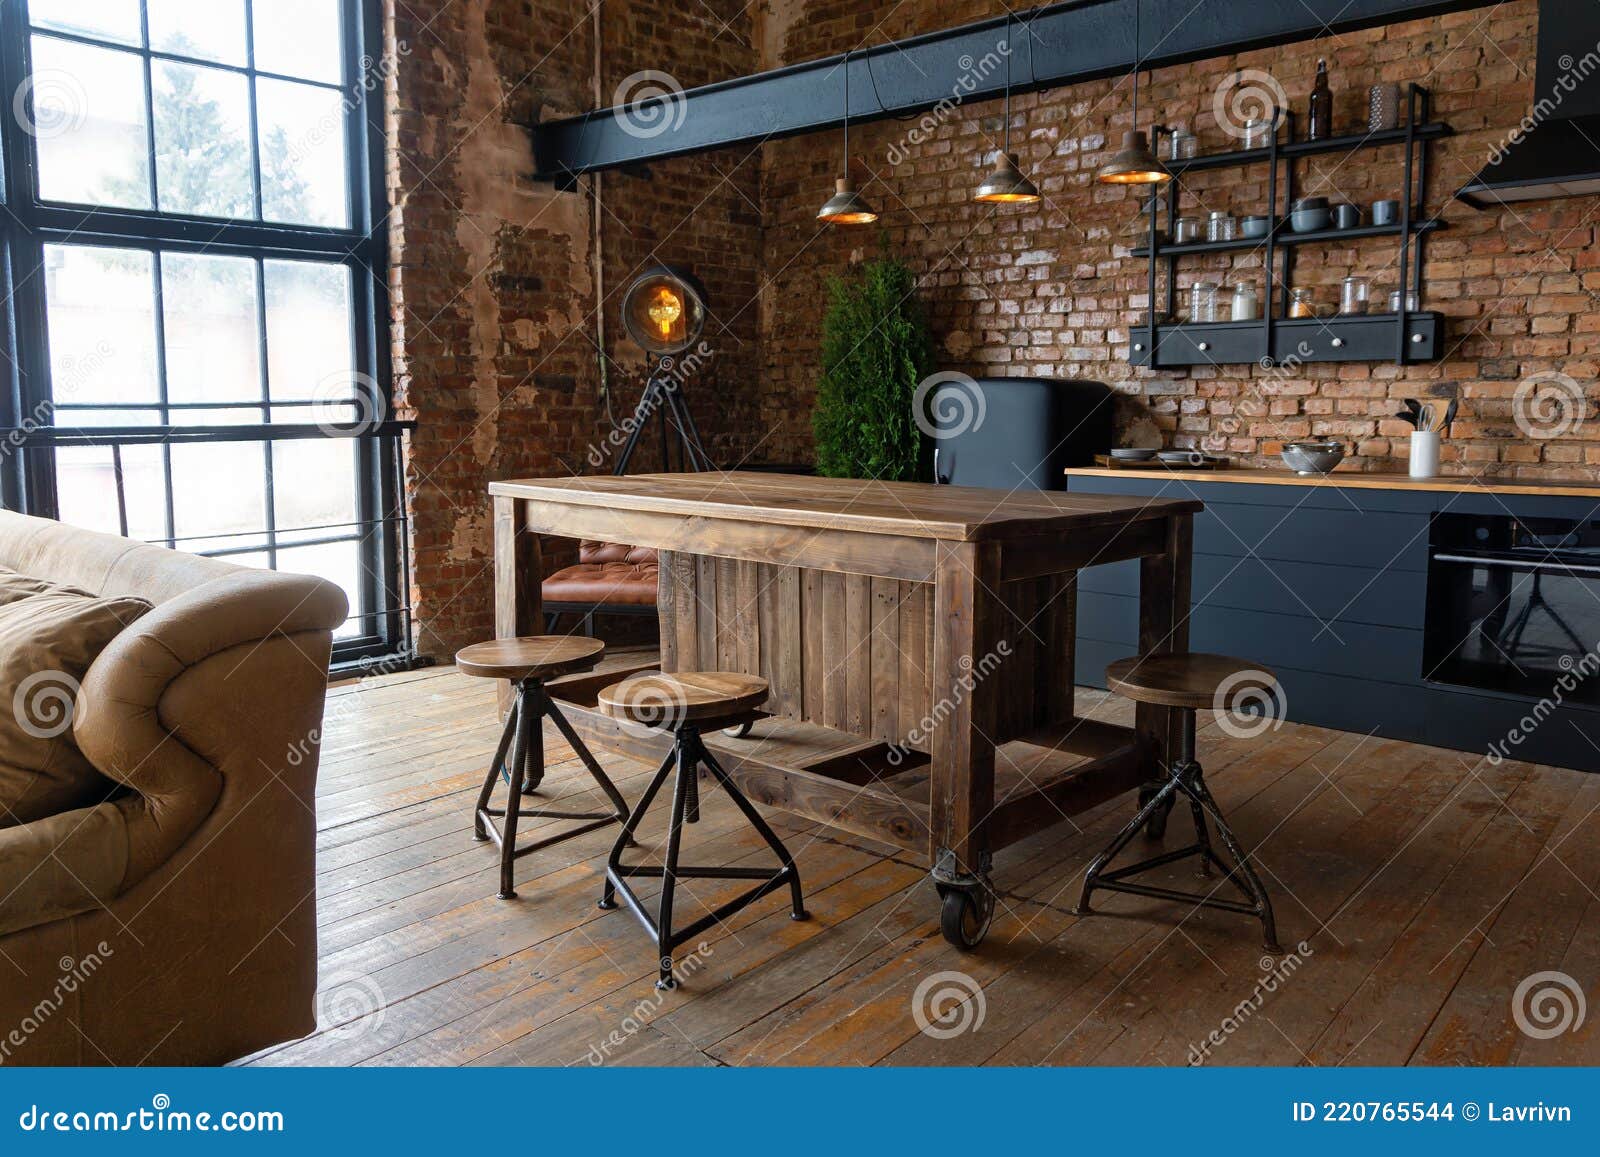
[1409,430,1440,479]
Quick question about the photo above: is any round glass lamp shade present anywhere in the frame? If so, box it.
[817,177,878,224]
[1097,130,1171,185]
[620,265,708,355]
[974,153,1041,203]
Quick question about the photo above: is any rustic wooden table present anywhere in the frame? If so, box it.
[490,471,1201,948]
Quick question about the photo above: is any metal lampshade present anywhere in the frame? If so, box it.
[1098,129,1171,185]
[817,176,879,225]
[619,265,708,355]
[974,152,1041,203]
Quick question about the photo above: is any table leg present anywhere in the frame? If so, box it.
[1135,513,1193,784]
[493,494,542,717]
[929,540,1001,949]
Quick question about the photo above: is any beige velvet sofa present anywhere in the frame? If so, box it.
[0,510,347,1065]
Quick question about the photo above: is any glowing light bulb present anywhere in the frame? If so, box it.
[648,287,682,339]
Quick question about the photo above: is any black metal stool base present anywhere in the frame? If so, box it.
[474,678,630,900]
[1074,745,1281,954]
[599,724,808,988]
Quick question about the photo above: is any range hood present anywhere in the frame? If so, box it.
[1457,0,1600,206]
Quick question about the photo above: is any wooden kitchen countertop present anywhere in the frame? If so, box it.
[492,471,1201,541]
[1064,466,1600,498]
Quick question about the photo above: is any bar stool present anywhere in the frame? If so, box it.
[1075,652,1282,952]
[595,671,808,989]
[456,637,630,900]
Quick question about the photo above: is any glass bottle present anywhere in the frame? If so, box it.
[1231,282,1260,322]
[1307,59,1333,141]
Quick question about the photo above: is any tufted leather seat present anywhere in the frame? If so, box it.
[541,540,659,607]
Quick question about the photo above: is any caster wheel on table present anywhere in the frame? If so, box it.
[939,886,995,950]
[722,721,753,738]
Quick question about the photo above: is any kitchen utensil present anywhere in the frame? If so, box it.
[1331,202,1361,229]
[1206,211,1237,242]
[1368,83,1402,132]
[1159,449,1208,466]
[1240,214,1272,238]
[1396,398,1423,428]
[1418,402,1436,432]
[1231,282,1261,321]
[1441,398,1459,436]
[1290,197,1331,232]
[1280,439,1346,475]
[1340,275,1370,316]
[1109,448,1159,461]
[1190,281,1221,323]
[1371,198,1400,225]
[1410,430,1440,478]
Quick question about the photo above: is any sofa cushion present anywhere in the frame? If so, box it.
[0,566,74,606]
[0,589,152,828]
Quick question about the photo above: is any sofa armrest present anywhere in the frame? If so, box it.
[72,569,347,886]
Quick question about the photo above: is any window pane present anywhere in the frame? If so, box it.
[271,407,358,538]
[257,78,348,227]
[170,415,268,551]
[30,0,143,46]
[55,445,166,542]
[264,260,354,401]
[153,61,254,218]
[253,0,343,83]
[29,36,152,209]
[161,252,262,407]
[277,541,361,638]
[149,0,249,66]
[44,246,159,408]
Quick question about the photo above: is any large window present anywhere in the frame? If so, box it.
[0,0,403,662]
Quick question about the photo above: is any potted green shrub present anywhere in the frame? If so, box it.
[812,252,934,481]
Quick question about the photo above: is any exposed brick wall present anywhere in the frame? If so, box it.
[757,0,1599,478]
[387,0,762,657]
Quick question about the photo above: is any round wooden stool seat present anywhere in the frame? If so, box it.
[1105,653,1278,711]
[455,636,605,681]
[598,671,768,730]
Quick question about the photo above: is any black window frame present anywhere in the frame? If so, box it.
[0,0,403,665]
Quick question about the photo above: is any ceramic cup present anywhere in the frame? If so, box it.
[1409,430,1440,479]
[1372,199,1400,226]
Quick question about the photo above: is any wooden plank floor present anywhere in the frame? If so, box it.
[241,658,1600,1067]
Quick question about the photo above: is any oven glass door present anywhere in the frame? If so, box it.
[1426,552,1600,706]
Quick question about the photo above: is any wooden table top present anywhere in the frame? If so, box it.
[491,471,1202,541]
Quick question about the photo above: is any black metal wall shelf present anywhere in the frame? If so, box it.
[1130,218,1445,259]
[1130,83,1448,369]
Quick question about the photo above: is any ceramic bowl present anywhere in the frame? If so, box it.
[1280,440,1346,474]
[1240,215,1272,238]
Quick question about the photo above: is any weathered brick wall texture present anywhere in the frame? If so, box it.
[390,0,1593,656]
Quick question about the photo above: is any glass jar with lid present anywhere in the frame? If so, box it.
[1190,281,1221,323]
[1340,275,1370,316]
[1231,282,1261,322]
[1243,116,1275,149]
[1206,211,1236,243]
[1168,126,1199,160]
[1288,288,1318,318]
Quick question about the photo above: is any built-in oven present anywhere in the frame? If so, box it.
[1424,513,1600,706]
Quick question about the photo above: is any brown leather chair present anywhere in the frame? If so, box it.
[0,510,346,1064]
[541,540,658,633]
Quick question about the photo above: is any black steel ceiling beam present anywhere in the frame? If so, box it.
[531,0,1496,185]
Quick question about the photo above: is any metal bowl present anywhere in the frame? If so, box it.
[1280,440,1346,475]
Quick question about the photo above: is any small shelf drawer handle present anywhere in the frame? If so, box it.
[1331,337,1344,348]
[1133,342,1144,351]
[1197,341,1210,351]
[1411,332,1425,344]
